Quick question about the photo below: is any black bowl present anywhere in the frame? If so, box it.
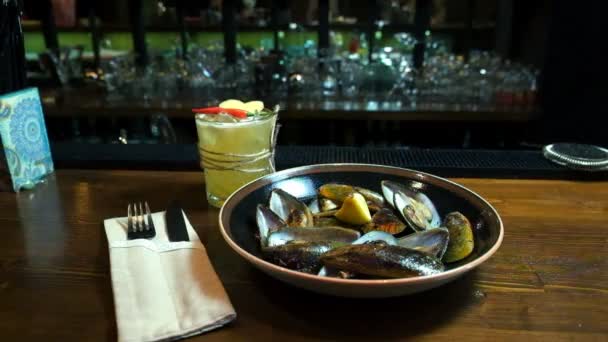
[219,164,503,297]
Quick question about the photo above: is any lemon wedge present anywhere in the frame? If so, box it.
[219,99,248,111]
[244,101,264,112]
[219,99,265,114]
[335,193,372,225]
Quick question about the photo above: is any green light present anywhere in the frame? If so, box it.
[425,30,431,37]
[374,31,382,40]
[278,31,285,39]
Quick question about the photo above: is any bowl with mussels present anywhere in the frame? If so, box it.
[219,164,503,298]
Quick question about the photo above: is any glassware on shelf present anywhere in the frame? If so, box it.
[150,55,179,107]
[340,58,363,99]
[359,60,398,103]
[94,31,539,114]
[183,59,215,107]
[214,61,255,101]
[287,56,320,103]
[253,52,287,102]
[318,56,339,99]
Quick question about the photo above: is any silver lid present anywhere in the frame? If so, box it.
[543,143,608,171]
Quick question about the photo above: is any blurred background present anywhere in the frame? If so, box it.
[4,0,606,154]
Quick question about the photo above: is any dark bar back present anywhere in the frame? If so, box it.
[0,0,26,94]
[88,2,101,70]
[464,0,474,61]
[367,0,379,63]
[40,0,59,51]
[222,0,237,64]
[317,0,329,57]
[176,0,188,59]
[495,0,513,58]
[271,0,279,51]
[413,0,431,69]
[128,0,148,67]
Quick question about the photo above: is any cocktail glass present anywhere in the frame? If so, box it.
[195,108,278,208]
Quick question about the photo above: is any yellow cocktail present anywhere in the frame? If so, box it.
[195,100,278,208]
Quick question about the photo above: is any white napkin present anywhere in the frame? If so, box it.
[104,211,236,342]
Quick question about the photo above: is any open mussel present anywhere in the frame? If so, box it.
[362,208,407,235]
[256,205,287,247]
[382,180,441,231]
[442,212,474,263]
[397,228,449,259]
[381,180,404,208]
[318,184,385,210]
[391,192,440,232]
[263,241,344,274]
[393,191,431,232]
[320,241,444,278]
[266,226,361,247]
[269,189,314,227]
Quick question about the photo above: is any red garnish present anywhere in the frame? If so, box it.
[348,38,360,54]
[192,107,248,118]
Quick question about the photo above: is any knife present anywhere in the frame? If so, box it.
[165,201,190,242]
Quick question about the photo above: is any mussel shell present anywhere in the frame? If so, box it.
[382,180,441,229]
[394,191,431,231]
[286,209,310,227]
[320,241,445,278]
[308,198,320,214]
[256,205,287,247]
[269,189,314,227]
[381,180,404,209]
[352,230,398,245]
[319,197,339,212]
[266,226,361,247]
[318,184,355,203]
[442,212,475,263]
[318,183,385,207]
[397,228,449,259]
[313,216,348,228]
[313,209,339,218]
[410,192,441,228]
[354,186,385,208]
[317,266,356,279]
[317,231,397,278]
[362,208,407,235]
[263,241,344,274]
[366,202,384,214]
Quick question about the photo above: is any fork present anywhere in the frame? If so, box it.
[127,202,156,239]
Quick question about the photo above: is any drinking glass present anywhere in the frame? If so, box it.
[340,59,363,98]
[195,110,278,208]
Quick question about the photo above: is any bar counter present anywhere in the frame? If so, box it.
[0,169,606,340]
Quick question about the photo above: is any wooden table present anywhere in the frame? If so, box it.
[0,170,606,341]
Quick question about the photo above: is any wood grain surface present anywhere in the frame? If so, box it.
[0,170,606,341]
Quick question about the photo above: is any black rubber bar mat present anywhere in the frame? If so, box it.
[51,143,607,180]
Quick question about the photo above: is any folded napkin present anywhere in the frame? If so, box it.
[104,211,236,342]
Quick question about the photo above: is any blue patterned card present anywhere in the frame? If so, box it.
[0,87,54,191]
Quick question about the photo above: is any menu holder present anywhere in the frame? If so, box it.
[0,87,54,192]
